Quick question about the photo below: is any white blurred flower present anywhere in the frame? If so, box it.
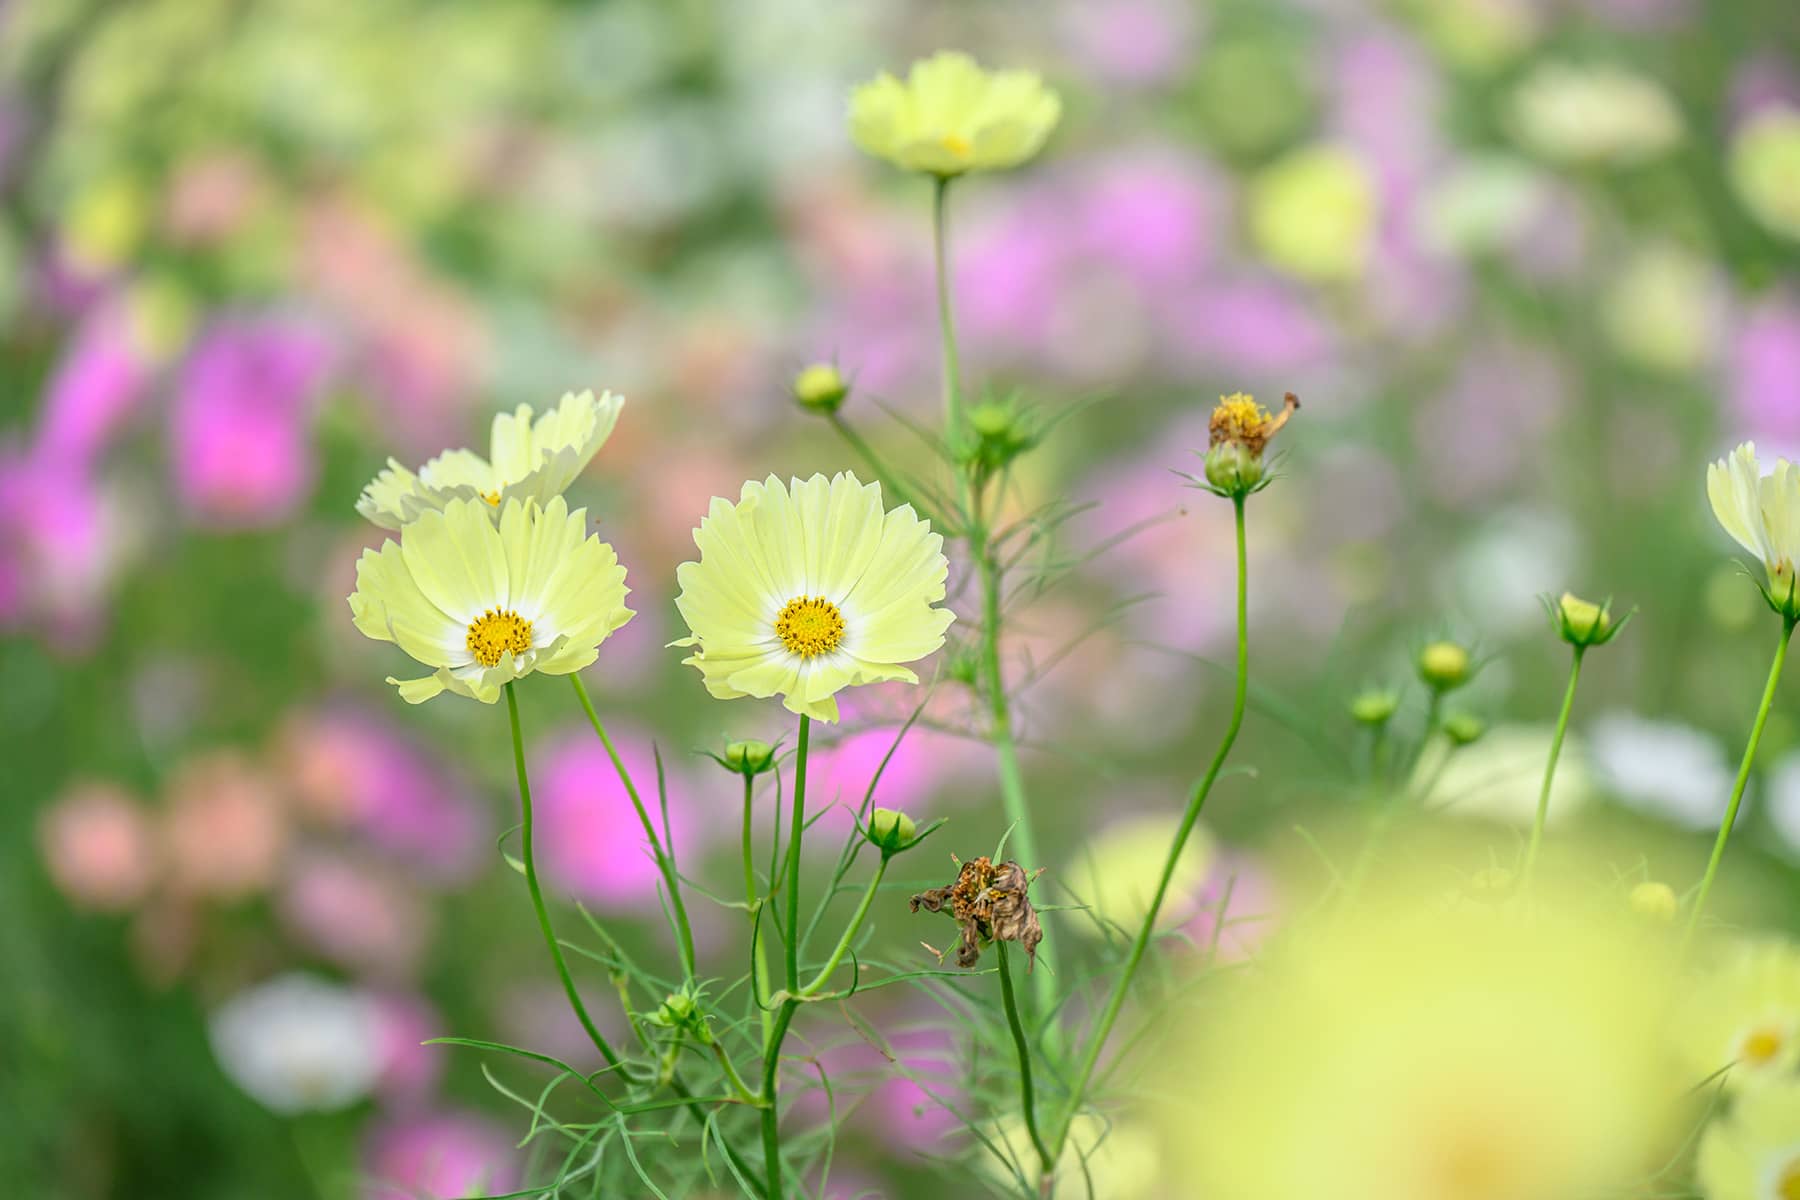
[1450,509,1577,634]
[208,974,380,1113]
[1423,725,1595,826]
[1507,62,1683,166]
[1730,105,1800,242]
[1588,712,1731,830]
[1764,751,1800,855]
[1417,156,1551,258]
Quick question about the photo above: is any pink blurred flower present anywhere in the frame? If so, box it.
[162,750,289,900]
[363,1112,519,1200]
[531,724,702,909]
[369,990,446,1106]
[278,851,432,978]
[791,1024,966,1154]
[1416,341,1567,505]
[1161,275,1337,379]
[169,317,331,527]
[0,450,128,646]
[273,706,486,881]
[38,780,157,911]
[35,302,154,467]
[1055,0,1197,85]
[1183,852,1280,962]
[164,152,267,246]
[1732,293,1800,443]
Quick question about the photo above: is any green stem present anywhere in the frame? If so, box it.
[800,856,887,997]
[1686,617,1795,944]
[760,713,812,1200]
[997,941,1054,1177]
[503,682,626,1075]
[1049,495,1251,1177]
[744,773,773,1043]
[932,173,962,431]
[1523,646,1584,884]
[829,413,932,523]
[570,674,697,978]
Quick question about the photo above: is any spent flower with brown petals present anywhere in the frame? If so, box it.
[909,854,1043,971]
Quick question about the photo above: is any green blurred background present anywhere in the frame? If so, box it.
[5,0,1800,1195]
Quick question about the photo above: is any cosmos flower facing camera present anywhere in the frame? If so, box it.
[850,51,1061,177]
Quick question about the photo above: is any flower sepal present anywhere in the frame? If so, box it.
[1544,591,1633,648]
[1754,566,1800,623]
[708,738,781,779]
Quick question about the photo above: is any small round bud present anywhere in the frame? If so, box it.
[964,402,1037,471]
[1629,880,1678,922]
[1202,442,1263,495]
[1551,592,1624,647]
[793,362,849,414]
[969,404,1014,439]
[867,807,917,854]
[1418,640,1472,692]
[1442,712,1487,747]
[718,740,777,777]
[1348,688,1399,726]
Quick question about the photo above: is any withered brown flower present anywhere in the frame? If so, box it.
[909,854,1043,971]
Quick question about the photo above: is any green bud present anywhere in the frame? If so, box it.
[1202,441,1264,495]
[868,808,917,853]
[1348,688,1399,726]
[962,400,1038,472]
[716,739,777,777]
[1550,591,1628,647]
[1442,711,1487,747]
[793,362,849,414]
[1417,640,1472,692]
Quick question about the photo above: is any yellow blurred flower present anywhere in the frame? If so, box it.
[1696,1079,1800,1200]
[1730,106,1800,241]
[1246,144,1378,282]
[1601,244,1720,374]
[348,496,632,704]
[1157,874,1678,1200]
[1628,880,1677,922]
[1061,813,1216,936]
[1707,442,1800,608]
[63,174,149,272]
[356,390,623,530]
[849,51,1061,177]
[1506,62,1683,166]
[672,473,953,723]
[1675,936,1800,1090]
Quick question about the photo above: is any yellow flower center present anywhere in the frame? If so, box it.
[1207,390,1299,455]
[1779,1156,1800,1200]
[466,608,533,667]
[1739,1024,1787,1067]
[480,486,505,506]
[775,596,845,658]
[941,132,971,158]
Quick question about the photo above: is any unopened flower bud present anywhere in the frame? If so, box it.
[1418,640,1473,692]
[964,401,1037,471]
[1443,712,1487,747]
[793,362,849,414]
[1550,592,1627,647]
[1349,688,1400,726]
[648,989,710,1040]
[1203,441,1262,494]
[1629,880,1678,922]
[716,739,777,778]
[868,807,918,854]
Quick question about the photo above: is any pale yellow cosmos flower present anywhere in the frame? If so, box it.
[356,389,623,530]
[1707,442,1800,605]
[1675,936,1800,1091]
[849,51,1061,177]
[348,496,632,704]
[1696,1079,1800,1200]
[671,472,953,723]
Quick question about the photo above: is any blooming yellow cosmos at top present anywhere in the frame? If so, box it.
[849,51,1061,177]
[671,472,953,723]
[356,389,623,530]
[347,495,633,704]
[1707,442,1800,608]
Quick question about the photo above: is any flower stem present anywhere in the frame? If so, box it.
[1048,495,1251,1179]
[1686,616,1796,944]
[800,856,887,997]
[1523,646,1584,884]
[997,940,1054,1177]
[503,681,626,1074]
[759,713,812,1200]
[744,772,773,1043]
[570,674,697,979]
[932,173,962,431]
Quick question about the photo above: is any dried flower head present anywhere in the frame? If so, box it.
[1199,392,1300,497]
[910,854,1043,971]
